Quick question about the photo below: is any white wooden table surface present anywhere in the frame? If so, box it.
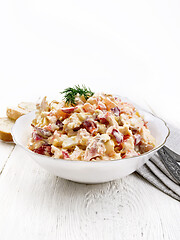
[0,101,179,240]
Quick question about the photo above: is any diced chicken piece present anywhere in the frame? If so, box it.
[118,102,135,115]
[77,112,88,121]
[37,96,50,112]
[84,139,106,161]
[121,136,135,154]
[103,96,117,110]
[83,103,95,113]
[120,113,131,125]
[75,95,87,104]
[49,132,68,147]
[63,113,82,131]
[77,129,91,146]
[96,122,107,134]
[104,140,116,157]
[51,145,62,158]
[129,115,144,130]
[55,108,69,119]
[96,101,107,110]
[44,123,60,132]
[87,95,98,105]
[70,146,84,160]
[49,101,64,110]
[105,112,119,127]
[122,149,139,159]
[62,136,78,149]
[118,124,132,136]
[46,115,57,124]
[140,126,155,146]
[51,147,70,159]
[139,143,154,153]
[99,134,110,142]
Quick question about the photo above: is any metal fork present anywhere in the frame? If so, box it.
[158,146,180,184]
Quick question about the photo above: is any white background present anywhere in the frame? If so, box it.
[0,0,179,125]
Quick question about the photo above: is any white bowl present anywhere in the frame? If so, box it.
[11,104,169,184]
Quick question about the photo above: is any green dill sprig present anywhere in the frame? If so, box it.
[60,85,94,106]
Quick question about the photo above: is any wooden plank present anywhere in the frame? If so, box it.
[0,145,179,240]
[0,141,15,173]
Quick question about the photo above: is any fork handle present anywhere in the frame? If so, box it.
[163,146,180,162]
[158,147,180,184]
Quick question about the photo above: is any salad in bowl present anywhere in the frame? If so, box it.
[28,86,155,161]
[12,86,169,183]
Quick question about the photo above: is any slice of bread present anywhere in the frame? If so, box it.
[0,117,15,142]
[18,102,36,112]
[7,102,36,120]
[6,107,28,121]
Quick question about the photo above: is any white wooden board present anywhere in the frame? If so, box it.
[0,145,179,240]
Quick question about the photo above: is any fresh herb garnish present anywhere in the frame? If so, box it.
[60,85,94,106]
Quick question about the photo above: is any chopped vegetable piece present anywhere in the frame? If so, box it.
[111,107,121,116]
[81,119,97,134]
[56,120,64,130]
[61,107,77,113]
[112,129,123,144]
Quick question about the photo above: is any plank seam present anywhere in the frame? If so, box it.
[0,144,16,176]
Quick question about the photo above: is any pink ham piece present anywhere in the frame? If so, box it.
[33,144,52,156]
[62,150,70,159]
[112,129,123,144]
[84,139,106,161]
[61,107,77,114]
[84,141,100,161]
[96,113,109,125]
[32,132,44,141]
[32,125,52,138]
[98,116,109,125]
[123,134,130,141]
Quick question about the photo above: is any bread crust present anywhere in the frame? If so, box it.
[0,131,13,142]
[0,117,15,142]
[6,107,27,120]
[6,102,36,120]
[1,102,36,142]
